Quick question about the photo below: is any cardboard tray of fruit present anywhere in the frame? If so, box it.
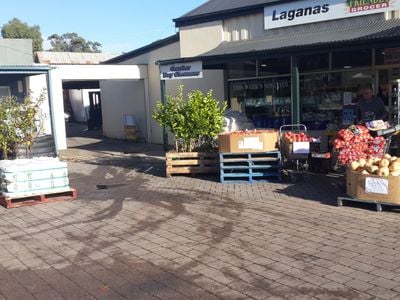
[281,131,310,158]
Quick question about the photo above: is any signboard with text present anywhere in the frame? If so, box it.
[264,0,400,30]
[160,61,203,80]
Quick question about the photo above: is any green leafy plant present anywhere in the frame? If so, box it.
[153,85,226,152]
[0,92,45,159]
[0,97,19,159]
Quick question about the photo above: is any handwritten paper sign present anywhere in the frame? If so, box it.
[365,177,389,195]
[293,142,310,154]
[239,137,263,150]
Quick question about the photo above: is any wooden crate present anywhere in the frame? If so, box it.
[219,151,281,183]
[166,152,219,177]
[0,188,77,209]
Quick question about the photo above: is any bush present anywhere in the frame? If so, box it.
[153,86,226,152]
[0,92,45,159]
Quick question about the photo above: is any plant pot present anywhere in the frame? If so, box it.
[165,152,219,177]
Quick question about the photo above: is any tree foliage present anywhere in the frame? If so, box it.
[1,18,43,52]
[47,32,102,53]
[153,86,227,152]
[0,93,45,159]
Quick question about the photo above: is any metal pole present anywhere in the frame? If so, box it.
[291,55,300,124]
[160,79,168,151]
[46,70,58,155]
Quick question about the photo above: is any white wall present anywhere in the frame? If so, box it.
[48,64,145,151]
[120,41,225,145]
[179,21,224,57]
[28,74,52,135]
[100,80,146,140]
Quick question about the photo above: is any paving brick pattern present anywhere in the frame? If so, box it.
[1,143,400,299]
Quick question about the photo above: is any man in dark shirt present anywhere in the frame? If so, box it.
[357,86,387,123]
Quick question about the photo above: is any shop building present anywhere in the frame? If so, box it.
[108,0,400,146]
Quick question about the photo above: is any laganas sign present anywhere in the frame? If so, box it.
[264,0,399,30]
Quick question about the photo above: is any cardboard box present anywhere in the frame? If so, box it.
[346,169,400,204]
[218,130,278,153]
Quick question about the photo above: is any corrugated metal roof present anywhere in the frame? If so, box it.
[178,0,280,19]
[174,0,287,26]
[104,34,179,64]
[0,64,52,74]
[36,52,120,65]
[201,18,400,57]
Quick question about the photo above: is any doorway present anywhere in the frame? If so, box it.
[87,91,102,130]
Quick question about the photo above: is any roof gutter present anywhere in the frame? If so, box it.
[0,65,54,74]
[156,36,400,67]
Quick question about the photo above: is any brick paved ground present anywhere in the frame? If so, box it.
[1,134,400,299]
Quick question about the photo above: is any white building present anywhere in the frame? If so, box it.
[35,52,146,151]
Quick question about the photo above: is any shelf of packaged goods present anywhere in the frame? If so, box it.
[318,105,343,110]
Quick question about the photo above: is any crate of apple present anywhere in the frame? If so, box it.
[332,125,386,165]
[283,131,310,143]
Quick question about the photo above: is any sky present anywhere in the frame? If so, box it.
[0,0,206,53]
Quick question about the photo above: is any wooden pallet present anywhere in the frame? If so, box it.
[220,151,281,183]
[0,189,77,209]
[166,152,219,177]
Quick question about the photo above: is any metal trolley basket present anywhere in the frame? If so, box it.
[331,130,391,173]
[279,124,310,182]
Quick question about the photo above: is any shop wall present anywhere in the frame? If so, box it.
[223,13,264,41]
[222,11,384,43]
[117,41,225,145]
[118,41,180,144]
[0,39,33,65]
[179,20,223,57]
[100,80,147,141]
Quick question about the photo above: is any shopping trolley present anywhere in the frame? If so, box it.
[279,124,310,182]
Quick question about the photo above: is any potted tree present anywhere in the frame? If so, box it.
[153,86,226,177]
[0,93,45,160]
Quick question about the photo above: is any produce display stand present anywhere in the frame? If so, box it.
[337,196,400,212]
[165,152,219,177]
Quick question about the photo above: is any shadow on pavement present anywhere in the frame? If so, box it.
[275,172,346,206]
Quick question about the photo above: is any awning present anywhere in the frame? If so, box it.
[0,65,53,75]
[159,18,400,66]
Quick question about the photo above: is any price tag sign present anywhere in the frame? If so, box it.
[239,137,263,150]
[365,177,389,195]
[293,142,310,154]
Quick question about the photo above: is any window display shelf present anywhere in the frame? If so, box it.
[318,104,342,110]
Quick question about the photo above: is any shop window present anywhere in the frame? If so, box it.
[0,86,11,98]
[301,73,342,130]
[298,53,329,73]
[227,60,257,79]
[332,49,372,69]
[300,71,369,130]
[229,82,245,112]
[376,48,400,65]
[258,57,290,77]
[228,78,291,129]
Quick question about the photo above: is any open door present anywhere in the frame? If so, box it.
[87,91,102,130]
